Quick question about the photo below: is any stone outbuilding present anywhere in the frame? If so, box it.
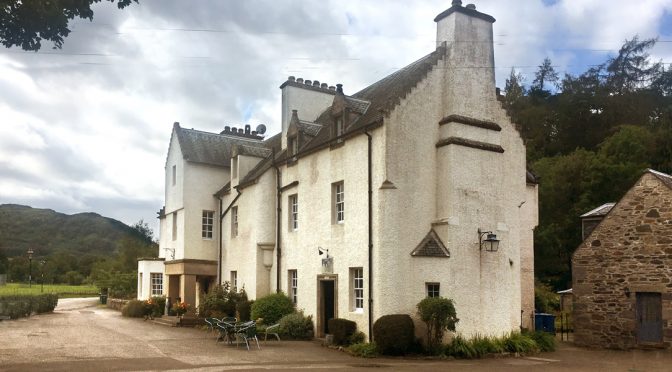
[572,169,672,349]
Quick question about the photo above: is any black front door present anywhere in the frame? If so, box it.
[636,292,663,344]
[322,280,335,334]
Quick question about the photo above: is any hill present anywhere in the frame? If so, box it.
[0,204,151,258]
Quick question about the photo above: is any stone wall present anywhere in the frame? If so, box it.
[573,172,672,349]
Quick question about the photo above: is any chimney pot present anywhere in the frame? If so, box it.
[245,124,251,134]
[313,80,320,86]
[452,0,462,6]
[252,131,257,136]
[305,79,312,85]
[336,84,343,93]
[238,128,244,134]
[288,76,295,82]
[321,83,328,88]
[329,86,336,91]
[297,78,304,83]
[466,3,476,9]
[224,126,230,133]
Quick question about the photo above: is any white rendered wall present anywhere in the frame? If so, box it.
[137,260,166,300]
[281,85,336,148]
[161,133,185,261]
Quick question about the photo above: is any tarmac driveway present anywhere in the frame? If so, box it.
[0,298,671,371]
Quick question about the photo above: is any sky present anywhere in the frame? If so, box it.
[1,0,672,234]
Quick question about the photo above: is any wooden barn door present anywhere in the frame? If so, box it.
[636,292,663,344]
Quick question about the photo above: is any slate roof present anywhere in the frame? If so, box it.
[297,120,323,137]
[173,122,269,167]
[297,46,447,155]
[411,229,450,257]
[580,203,615,218]
[648,168,672,189]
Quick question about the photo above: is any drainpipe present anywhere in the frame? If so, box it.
[217,186,241,285]
[364,128,373,342]
[273,160,282,293]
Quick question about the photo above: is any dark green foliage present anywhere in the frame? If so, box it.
[121,300,145,318]
[328,318,357,345]
[199,283,247,318]
[534,280,560,313]
[444,332,541,359]
[236,299,253,321]
[527,330,556,352]
[278,311,314,339]
[0,0,138,51]
[146,296,165,317]
[250,292,294,324]
[503,332,539,354]
[349,331,366,345]
[0,294,58,319]
[372,314,415,355]
[347,342,378,358]
[445,334,478,359]
[416,297,458,353]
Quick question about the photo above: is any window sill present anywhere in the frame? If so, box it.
[351,308,364,314]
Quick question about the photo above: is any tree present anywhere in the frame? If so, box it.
[130,219,154,244]
[606,36,661,94]
[532,57,559,94]
[504,67,526,109]
[0,0,138,51]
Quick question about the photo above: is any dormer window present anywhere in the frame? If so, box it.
[288,136,298,157]
[335,117,344,143]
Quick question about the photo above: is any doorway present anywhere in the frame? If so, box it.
[636,292,663,344]
[317,275,338,337]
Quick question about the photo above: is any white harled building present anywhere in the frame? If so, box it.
[139,1,538,340]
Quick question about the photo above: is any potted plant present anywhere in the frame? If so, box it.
[143,298,155,320]
[172,301,189,318]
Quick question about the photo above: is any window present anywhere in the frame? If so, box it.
[288,270,298,305]
[288,136,298,157]
[426,283,440,298]
[172,165,176,186]
[172,213,177,241]
[333,182,344,223]
[150,273,163,296]
[351,268,364,311]
[202,210,214,239]
[230,271,238,290]
[289,194,298,231]
[232,156,238,178]
[231,207,238,237]
[335,117,344,143]
[138,272,143,298]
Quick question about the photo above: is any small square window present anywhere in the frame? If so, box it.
[426,283,440,298]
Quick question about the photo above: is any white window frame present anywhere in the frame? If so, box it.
[426,282,440,298]
[202,210,214,239]
[289,194,298,231]
[289,270,298,305]
[231,207,238,237]
[230,271,238,290]
[351,268,364,312]
[333,182,344,224]
[150,273,163,296]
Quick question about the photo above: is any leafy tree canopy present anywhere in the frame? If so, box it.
[0,0,137,51]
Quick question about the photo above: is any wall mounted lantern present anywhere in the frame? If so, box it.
[164,248,175,260]
[318,246,333,273]
[478,228,500,252]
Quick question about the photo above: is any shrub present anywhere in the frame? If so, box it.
[250,292,294,324]
[0,294,58,319]
[150,296,166,317]
[236,300,253,321]
[328,318,357,345]
[347,342,378,358]
[503,332,539,354]
[528,330,556,352]
[534,280,560,313]
[349,331,366,345]
[445,334,477,359]
[121,300,146,318]
[416,297,459,353]
[372,314,415,355]
[199,283,246,318]
[278,311,314,339]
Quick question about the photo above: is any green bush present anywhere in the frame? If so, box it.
[236,299,253,321]
[528,330,556,352]
[250,292,294,324]
[372,314,415,355]
[199,283,247,318]
[445,334,478,359]
[0,294,58,319]
[416,297,458,353]
[121,300,146,318]
[503,332,539,354]
[328,318,357,345]
[535,280,560,313]
[349,331,366,345]
[150,296,165,317]
[347,342,378,358]
[278,311,314,339]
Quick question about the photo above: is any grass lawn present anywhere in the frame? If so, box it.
[0,283,100,297]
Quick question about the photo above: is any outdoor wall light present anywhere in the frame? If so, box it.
[164,247,175,260]
[478,228,500,252]
[317,246,329,258]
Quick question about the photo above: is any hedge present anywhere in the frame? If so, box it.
[0,294,59,319]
